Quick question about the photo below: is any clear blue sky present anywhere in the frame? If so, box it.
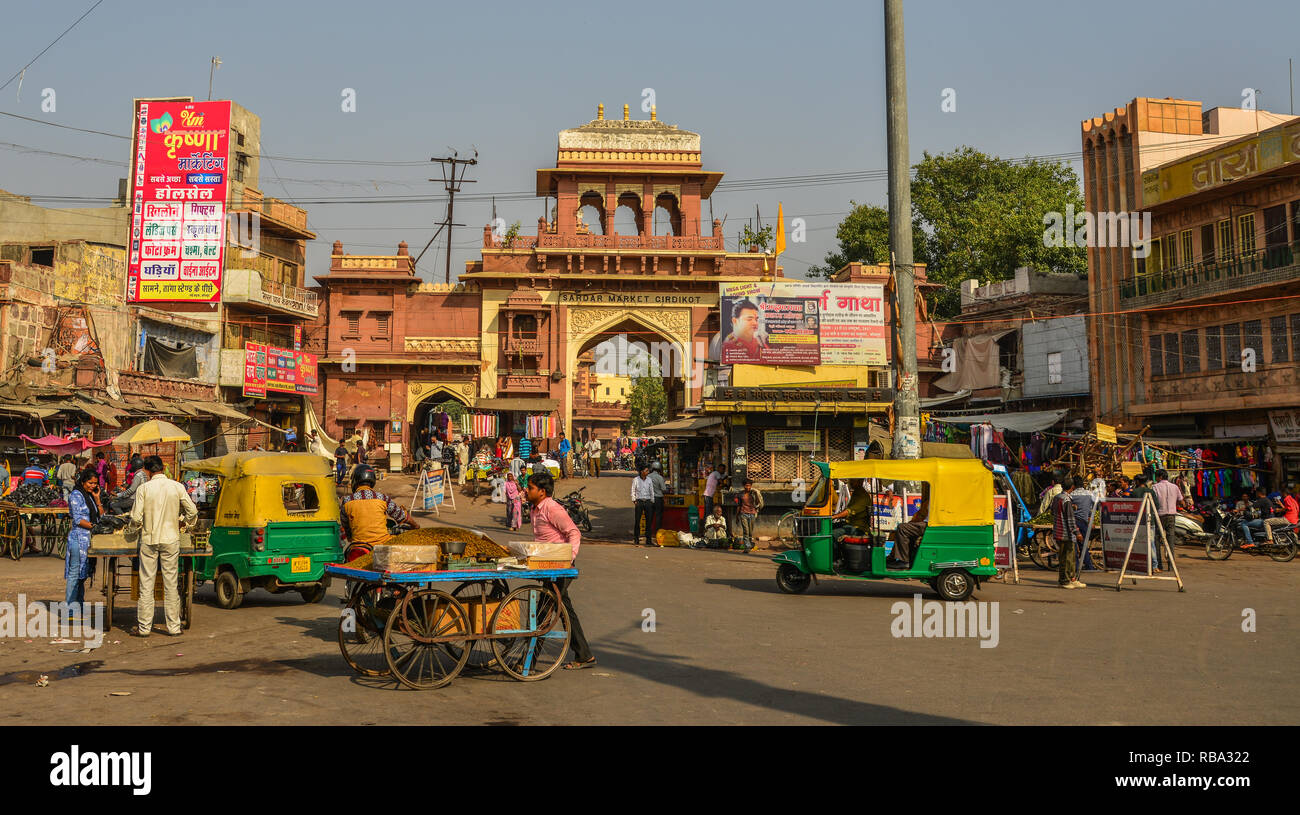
[2,0,1296,283]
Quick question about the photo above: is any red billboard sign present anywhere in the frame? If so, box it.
[243,342,318,398]
[127,99,232,303]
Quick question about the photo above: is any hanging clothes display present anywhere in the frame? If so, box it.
[525,414,554,439]
[461,412,497,439]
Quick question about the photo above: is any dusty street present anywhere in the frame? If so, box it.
[2,470,1296,725]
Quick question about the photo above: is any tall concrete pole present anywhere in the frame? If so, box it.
[885,0,920,460]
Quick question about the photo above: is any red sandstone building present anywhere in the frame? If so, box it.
[309,106,777,461]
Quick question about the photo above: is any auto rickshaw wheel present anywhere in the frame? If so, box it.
[214,569,245,610]
[776,563,812,594]
[935,569,975,602]
[298,583,328,604]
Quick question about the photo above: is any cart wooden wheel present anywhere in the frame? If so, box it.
[1029,533,1058,570]
[448,580,510,668]
[488,584,571,682]
[337,582,395,677]
[382,588,471,689]
[1,511,22,560]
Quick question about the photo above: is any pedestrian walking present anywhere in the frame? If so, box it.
[557,432,571,479]
[128,455,199,637]
[733,477,764,551]
[1053,476,1084,588]
[524,471,595,670]
[631,465,656,546]
[1152,470,1183,559]
[504,472,523,531]
[585,436,602,477]
[649,462,666,542]
[456,437,470,486]
[1070,477,1098,570]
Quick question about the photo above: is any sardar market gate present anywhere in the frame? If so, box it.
[308,106,777,460]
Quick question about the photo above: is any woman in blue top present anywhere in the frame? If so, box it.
[65,468,102,608]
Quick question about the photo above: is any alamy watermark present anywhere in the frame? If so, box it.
[0,595,104,648]
[890,594,999,648]
[1043,203,1152,257]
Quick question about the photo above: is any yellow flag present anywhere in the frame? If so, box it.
[774,202,786,256]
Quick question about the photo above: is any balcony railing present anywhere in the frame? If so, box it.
[234,188,312,236]
[504,336,542,355]
[1120,243,1299,305]
[221,265,319,318]
[486,232,725,251]
[498,373,549,392]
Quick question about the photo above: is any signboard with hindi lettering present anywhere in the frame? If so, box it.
[243,342,319,398]
[126,99,232,303]
[713,281,886,365]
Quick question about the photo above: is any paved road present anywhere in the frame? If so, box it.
[2,521,1296,724]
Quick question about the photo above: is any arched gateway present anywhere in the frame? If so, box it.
[310,106,779,466]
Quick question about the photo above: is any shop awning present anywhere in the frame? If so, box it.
[642,416,724,436]
[473,398,559,412]
[71,400,124,428]
[0,403,61,419]
[183,400,251,421]
[929,409,1067,433]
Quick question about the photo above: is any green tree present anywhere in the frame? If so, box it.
[627,355,667,433]
[809,201,927,280]
[813,149,1086,317]
[911,147,1086,316]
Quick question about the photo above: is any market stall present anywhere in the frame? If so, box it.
[88,529,212,632]
[642,417,726,532]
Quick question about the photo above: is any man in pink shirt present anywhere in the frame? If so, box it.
[525,471,595,670]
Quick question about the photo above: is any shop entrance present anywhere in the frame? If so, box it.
[411,390,470,455]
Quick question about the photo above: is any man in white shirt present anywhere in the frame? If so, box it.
[704,464,727,518]
[585,437,603,477]
[1088,466,1107,504]
[631,465,656,546]
[128,455,198,637]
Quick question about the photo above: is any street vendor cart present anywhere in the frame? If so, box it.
[87,529,213,632]
[328,559,577,690]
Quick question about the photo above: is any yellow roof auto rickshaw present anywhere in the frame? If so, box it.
[185,452,343,609]
[772,458,996,601]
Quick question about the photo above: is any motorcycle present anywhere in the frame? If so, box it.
[560,488,593,532]
[1201,501,1298,562]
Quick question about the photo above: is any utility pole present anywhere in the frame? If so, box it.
[430,151,477,284]
[885,0,920,460]
[208,57,221,101]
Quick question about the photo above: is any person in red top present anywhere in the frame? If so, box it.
[525,471,595,670]
[1282,483,1299,525]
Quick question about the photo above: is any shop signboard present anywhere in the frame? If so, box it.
[717,294,820,365]
[242,342,267,398]
[714,281,886,365]
[763,430,819,452]
[126,99,232,303]
[993,493,1013,567]
[1101,498,1151,571]
[243,342,318,398]
[1268,409,1300,443]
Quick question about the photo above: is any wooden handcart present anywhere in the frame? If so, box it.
[88,530,212,632]
[0,503,70,560]
[327,562,577,690]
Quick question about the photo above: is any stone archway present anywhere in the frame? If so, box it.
[564,306,694,437]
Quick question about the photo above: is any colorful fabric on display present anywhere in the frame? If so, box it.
[525,414,554,439]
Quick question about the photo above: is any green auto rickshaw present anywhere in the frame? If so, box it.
[186,452,344,609]
[772,457,997,601]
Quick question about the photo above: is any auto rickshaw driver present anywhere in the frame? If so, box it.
[340,464,411,561]
[832,479,872,536]
[888,487,930,569]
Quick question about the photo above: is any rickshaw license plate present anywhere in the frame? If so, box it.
[291,556,311,573]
